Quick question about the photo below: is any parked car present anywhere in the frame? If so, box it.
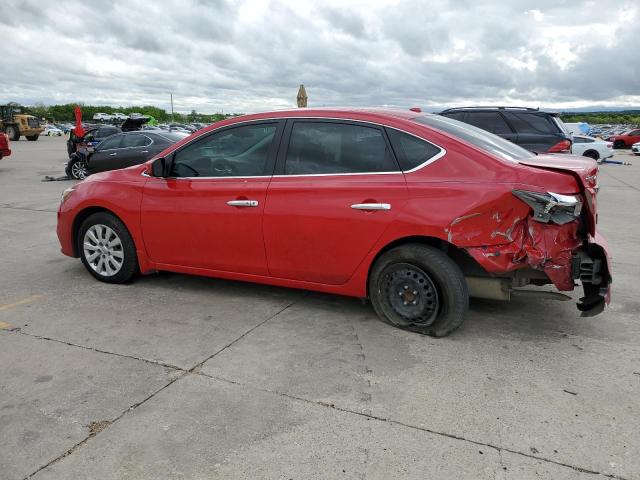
[112,113,128,121]
[632,142,640,155]
[56,108,611,337]
[571,135,613,161]
[607,129,640,148]
[41,125,63,136]
[93,113,113,121]
[65,131,188,179]
[0,132,11,159]
[67,117,149,158]
[439,106,572,153]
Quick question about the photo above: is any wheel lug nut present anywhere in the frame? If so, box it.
[412,290,417,295]
[403,285,408,290]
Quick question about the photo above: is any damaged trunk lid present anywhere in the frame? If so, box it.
[519,154,599,236]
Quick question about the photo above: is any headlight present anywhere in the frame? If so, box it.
[61,186,76,204]
[513,190,582,225]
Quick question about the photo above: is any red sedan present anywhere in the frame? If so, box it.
[57,108,611,336]
[0,132,11,159]
[608,128,640,148]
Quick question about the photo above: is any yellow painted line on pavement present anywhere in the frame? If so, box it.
[0,321,13,330]
[0,294,44,312]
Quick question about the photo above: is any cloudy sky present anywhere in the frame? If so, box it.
[2,0,638,113]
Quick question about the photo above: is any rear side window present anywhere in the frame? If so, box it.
[441,112,466,122]
[416,114,534,162]
[121,134,151,148]
[285,122,397,175]
[464,112,512,134]
[503,112,558,134]
[98,134,123,150]
[386,128,442,171]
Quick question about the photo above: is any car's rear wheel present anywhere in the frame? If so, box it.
[368,244,468,337]
[583,150,599,160]
[78,212,138,284]
[67,156,89,179]
[613,140,626,149]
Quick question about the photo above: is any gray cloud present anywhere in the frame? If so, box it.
[1,0,638,113]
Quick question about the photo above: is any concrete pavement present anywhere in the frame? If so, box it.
[1,136,638,479]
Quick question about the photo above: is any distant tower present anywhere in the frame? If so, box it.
[297,84,307,108]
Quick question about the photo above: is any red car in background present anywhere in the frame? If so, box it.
[608,128,640,148]
[0,132,11,159]
[56,108,611,336]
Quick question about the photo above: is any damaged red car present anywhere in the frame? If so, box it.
[56,108,611,336]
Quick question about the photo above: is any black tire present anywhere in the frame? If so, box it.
[613,140,626,149]
[6,126,19,141]
[583,150,599,160]
[78,212,138,284]
[66,155,89,179]
[368,244,468,337]
[26,135,39,141]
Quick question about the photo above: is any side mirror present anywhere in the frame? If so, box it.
[151,157,166,177]
[150,156,173,177]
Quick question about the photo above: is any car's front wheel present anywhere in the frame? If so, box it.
[78,212,138,284]
[66,155,89,179]
[368,244,468,337]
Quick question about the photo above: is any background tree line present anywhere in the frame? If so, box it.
[559,111,640,125]
[22,102,236,124]
[17,103,640,126]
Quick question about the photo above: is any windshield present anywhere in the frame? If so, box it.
[413,114,535,162]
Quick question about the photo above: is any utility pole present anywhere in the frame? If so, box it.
[169,92,174,122]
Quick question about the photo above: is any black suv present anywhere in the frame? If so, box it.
[439,107,572,153]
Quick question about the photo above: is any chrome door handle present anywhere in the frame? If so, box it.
[141,150,149,153]
[109,153,117,156]
[351,203,391,210]
[227,200,259,207]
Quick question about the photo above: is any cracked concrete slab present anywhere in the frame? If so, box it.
[201,294,640,479]
[31,374,609,480]
[0,331,180,480]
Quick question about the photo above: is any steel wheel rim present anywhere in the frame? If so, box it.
[83,224,124,277]
[71,160,87,179]
[381,263,439,327]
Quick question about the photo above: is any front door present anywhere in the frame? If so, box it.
[263,120,409,285]
[141,121,282,275]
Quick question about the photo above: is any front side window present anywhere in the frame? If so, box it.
[386,128,442,171]
[97,134,122,150]
[171,123,277,177]
[285,122,397,175]
[416,114,534,162]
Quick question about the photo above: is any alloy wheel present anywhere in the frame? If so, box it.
[71,160,88,179]
[83,224,124,277]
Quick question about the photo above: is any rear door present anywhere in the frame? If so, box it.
[263,119,408,285]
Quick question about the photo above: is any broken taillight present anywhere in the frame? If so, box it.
[547,139,572,153]
[512,190,582,225]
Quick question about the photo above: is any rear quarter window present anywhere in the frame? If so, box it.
[386,128,442,171]
[503,112,558,134]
